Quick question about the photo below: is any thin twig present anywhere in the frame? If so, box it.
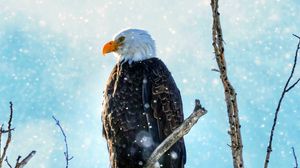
[52,116,73,168]
[264,35,300,168]
[4,157,12,168]
[210,0,244,167]
[292,147,298,168]
[211,68,220,72]
[145,99,207,168]
[293,34,300,39]
[0,129,15,134]
[15,156,21,166]
[0,125,3,160]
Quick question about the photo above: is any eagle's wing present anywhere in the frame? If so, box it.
[149,58,186,166]
[101,64,118,140]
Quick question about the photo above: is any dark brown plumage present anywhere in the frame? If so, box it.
[102,58,186,168]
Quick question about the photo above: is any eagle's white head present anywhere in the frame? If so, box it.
[102,29,156,63]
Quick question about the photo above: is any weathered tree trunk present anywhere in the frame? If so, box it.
[210,1,244,167]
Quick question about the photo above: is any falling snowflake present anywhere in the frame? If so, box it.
[135,131,154,148]
[170,151,178,160]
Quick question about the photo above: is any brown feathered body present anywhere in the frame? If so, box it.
[102,58,186,168]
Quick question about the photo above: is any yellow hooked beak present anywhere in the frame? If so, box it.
[102,40,119,56]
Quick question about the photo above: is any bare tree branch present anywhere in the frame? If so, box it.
[211,68,220,72]
[210,0,244,167]
[52,116,73,168]
[0,129,15,134]
[285,78,300,92]
[264,35,300,168]
[14,151,36,168]
[5,157,12,168]
[0,102,36,168]
[293,34,300,39]
[0,125,3,160]
[0,102,14,168]
[292,147,298,168]
[144,99,207,168]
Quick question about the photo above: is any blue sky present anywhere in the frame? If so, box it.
[0,0,300,167]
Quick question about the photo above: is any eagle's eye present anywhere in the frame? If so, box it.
[117,36,125,44]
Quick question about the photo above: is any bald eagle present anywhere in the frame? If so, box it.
[101,29,186,168]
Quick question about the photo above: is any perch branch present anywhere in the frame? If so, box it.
[264,35,300,168]
[292,147,298,168]
[145,99,207,168]
[52,116,73,168]
[210,0,244,167]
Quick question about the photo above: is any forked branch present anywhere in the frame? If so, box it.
[14,151,36,168]
[0,102,35,168]
[0,102,14,167]
[264,35,300,168]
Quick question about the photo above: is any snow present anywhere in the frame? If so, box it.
[135,131,154,148]
[154,162,161,168]
[144,103,150,109]
[170,151,178,160]
[0,0,299,168]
